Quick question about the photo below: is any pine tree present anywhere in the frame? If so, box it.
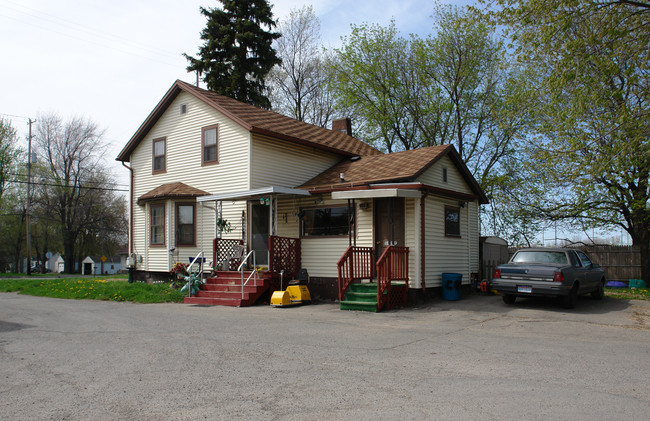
[185,1,281,109]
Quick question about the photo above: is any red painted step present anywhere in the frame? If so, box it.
[183,271,273,307]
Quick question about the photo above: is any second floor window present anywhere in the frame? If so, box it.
[202,125,218,164]
[153,137,166,173]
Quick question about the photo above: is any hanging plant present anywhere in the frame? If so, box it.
[216,217,232,234]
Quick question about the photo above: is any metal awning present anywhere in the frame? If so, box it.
[331,188,421,200]
[197,186,311,202]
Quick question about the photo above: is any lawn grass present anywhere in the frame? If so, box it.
[0,277,186,303]
[605,287,650,301]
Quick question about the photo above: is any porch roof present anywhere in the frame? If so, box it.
[197,186,311,202]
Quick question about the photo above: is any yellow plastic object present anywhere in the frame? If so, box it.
[270,290,290,306]
[270,285,311,307]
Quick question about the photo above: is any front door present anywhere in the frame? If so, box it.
[374,197,405,263]
[250,203,269,265]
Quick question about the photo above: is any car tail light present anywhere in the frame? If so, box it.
[493,269,501,279]
[553,271,564,282]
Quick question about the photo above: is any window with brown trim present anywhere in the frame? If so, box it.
[202,125,218,165]
[152,137,166,173]
[301,206,352,237]
[150,204,165,245]
[176,203,196,246]
[444,206,461,237]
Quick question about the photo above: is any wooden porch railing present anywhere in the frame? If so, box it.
[376,246,409,311]
[213,238,244,270]
[269,235,301,278]
[337,246,374,301]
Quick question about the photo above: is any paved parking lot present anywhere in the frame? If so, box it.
[1,292,649,420]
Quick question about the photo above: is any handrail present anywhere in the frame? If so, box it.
[238,250,257,300]
[337,246,373,301]
[376,246,409,310]
[187,251,204,298]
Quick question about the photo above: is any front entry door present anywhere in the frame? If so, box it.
[250,203,269,265]
[374,197,405,263]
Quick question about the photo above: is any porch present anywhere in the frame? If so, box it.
[184,236,410,312]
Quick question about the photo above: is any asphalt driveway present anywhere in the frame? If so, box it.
[1,293,649,420]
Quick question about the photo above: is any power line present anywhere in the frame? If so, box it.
[0,0,183,68]
[8,172,130,188]
[6,178,129,193]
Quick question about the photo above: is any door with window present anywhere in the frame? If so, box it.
[250,203,269,265]
[374,197,405,263]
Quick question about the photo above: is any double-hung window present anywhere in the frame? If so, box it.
[444,206,461,237]
[152,137,166,173]
[202,125,218,165]
[150,204,165,245]
[176,203,195,246]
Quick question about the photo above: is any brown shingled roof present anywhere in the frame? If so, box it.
[116,80,381,162]
[137,182,210,204]
[299,144,488,204]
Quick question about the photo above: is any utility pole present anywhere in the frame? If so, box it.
[26,118,35,275]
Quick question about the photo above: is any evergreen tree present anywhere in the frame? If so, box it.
[185,1,281,109]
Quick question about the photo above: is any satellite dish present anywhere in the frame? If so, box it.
[46,251,53,259]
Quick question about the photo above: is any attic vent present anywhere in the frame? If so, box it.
[443,167,448,183]
[180,104,187,114]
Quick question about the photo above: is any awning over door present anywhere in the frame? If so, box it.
[331,188,421,200]
[197,186,311,202]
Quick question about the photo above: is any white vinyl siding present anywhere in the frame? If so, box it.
[422,194,479,287]
[131,92,251,272]
[250,134,341,188]
[417,155,472,194]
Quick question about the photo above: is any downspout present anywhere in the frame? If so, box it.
[121,161,134,255]
[420,192,427,292]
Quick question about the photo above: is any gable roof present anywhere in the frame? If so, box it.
[299,144,488,204]
[137,182,210,205]
[116,80,381,162]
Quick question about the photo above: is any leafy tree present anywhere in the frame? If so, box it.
[485,0,650,279]
[269,6,335,127]
[330,8,532,242]
[185,0,281,109]
[33,113,126,273]
[331,21,424,152]
[0,118,20,202]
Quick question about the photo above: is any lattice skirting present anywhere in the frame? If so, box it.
[385,284,408,310]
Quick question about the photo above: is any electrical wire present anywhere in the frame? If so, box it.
[0,0,183,68]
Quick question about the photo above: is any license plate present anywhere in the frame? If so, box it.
[517,285,532,293]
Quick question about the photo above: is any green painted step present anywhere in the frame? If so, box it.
[340,282,386,312]
[340,300,377,312]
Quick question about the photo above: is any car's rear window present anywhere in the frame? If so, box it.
[511,251,568,264]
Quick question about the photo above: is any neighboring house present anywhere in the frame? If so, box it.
[116,80,488,305]
[46,252,65,273]
[81,256,121,275]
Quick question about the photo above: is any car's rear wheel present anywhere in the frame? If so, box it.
[562,284,578,309]
[502,294,516,304]
[591,280,605,300]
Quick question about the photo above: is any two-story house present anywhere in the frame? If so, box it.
[116,80,488,310]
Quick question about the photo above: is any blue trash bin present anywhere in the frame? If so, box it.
[441,273,462,301]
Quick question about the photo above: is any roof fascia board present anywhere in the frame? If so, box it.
[116,82,182,161]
